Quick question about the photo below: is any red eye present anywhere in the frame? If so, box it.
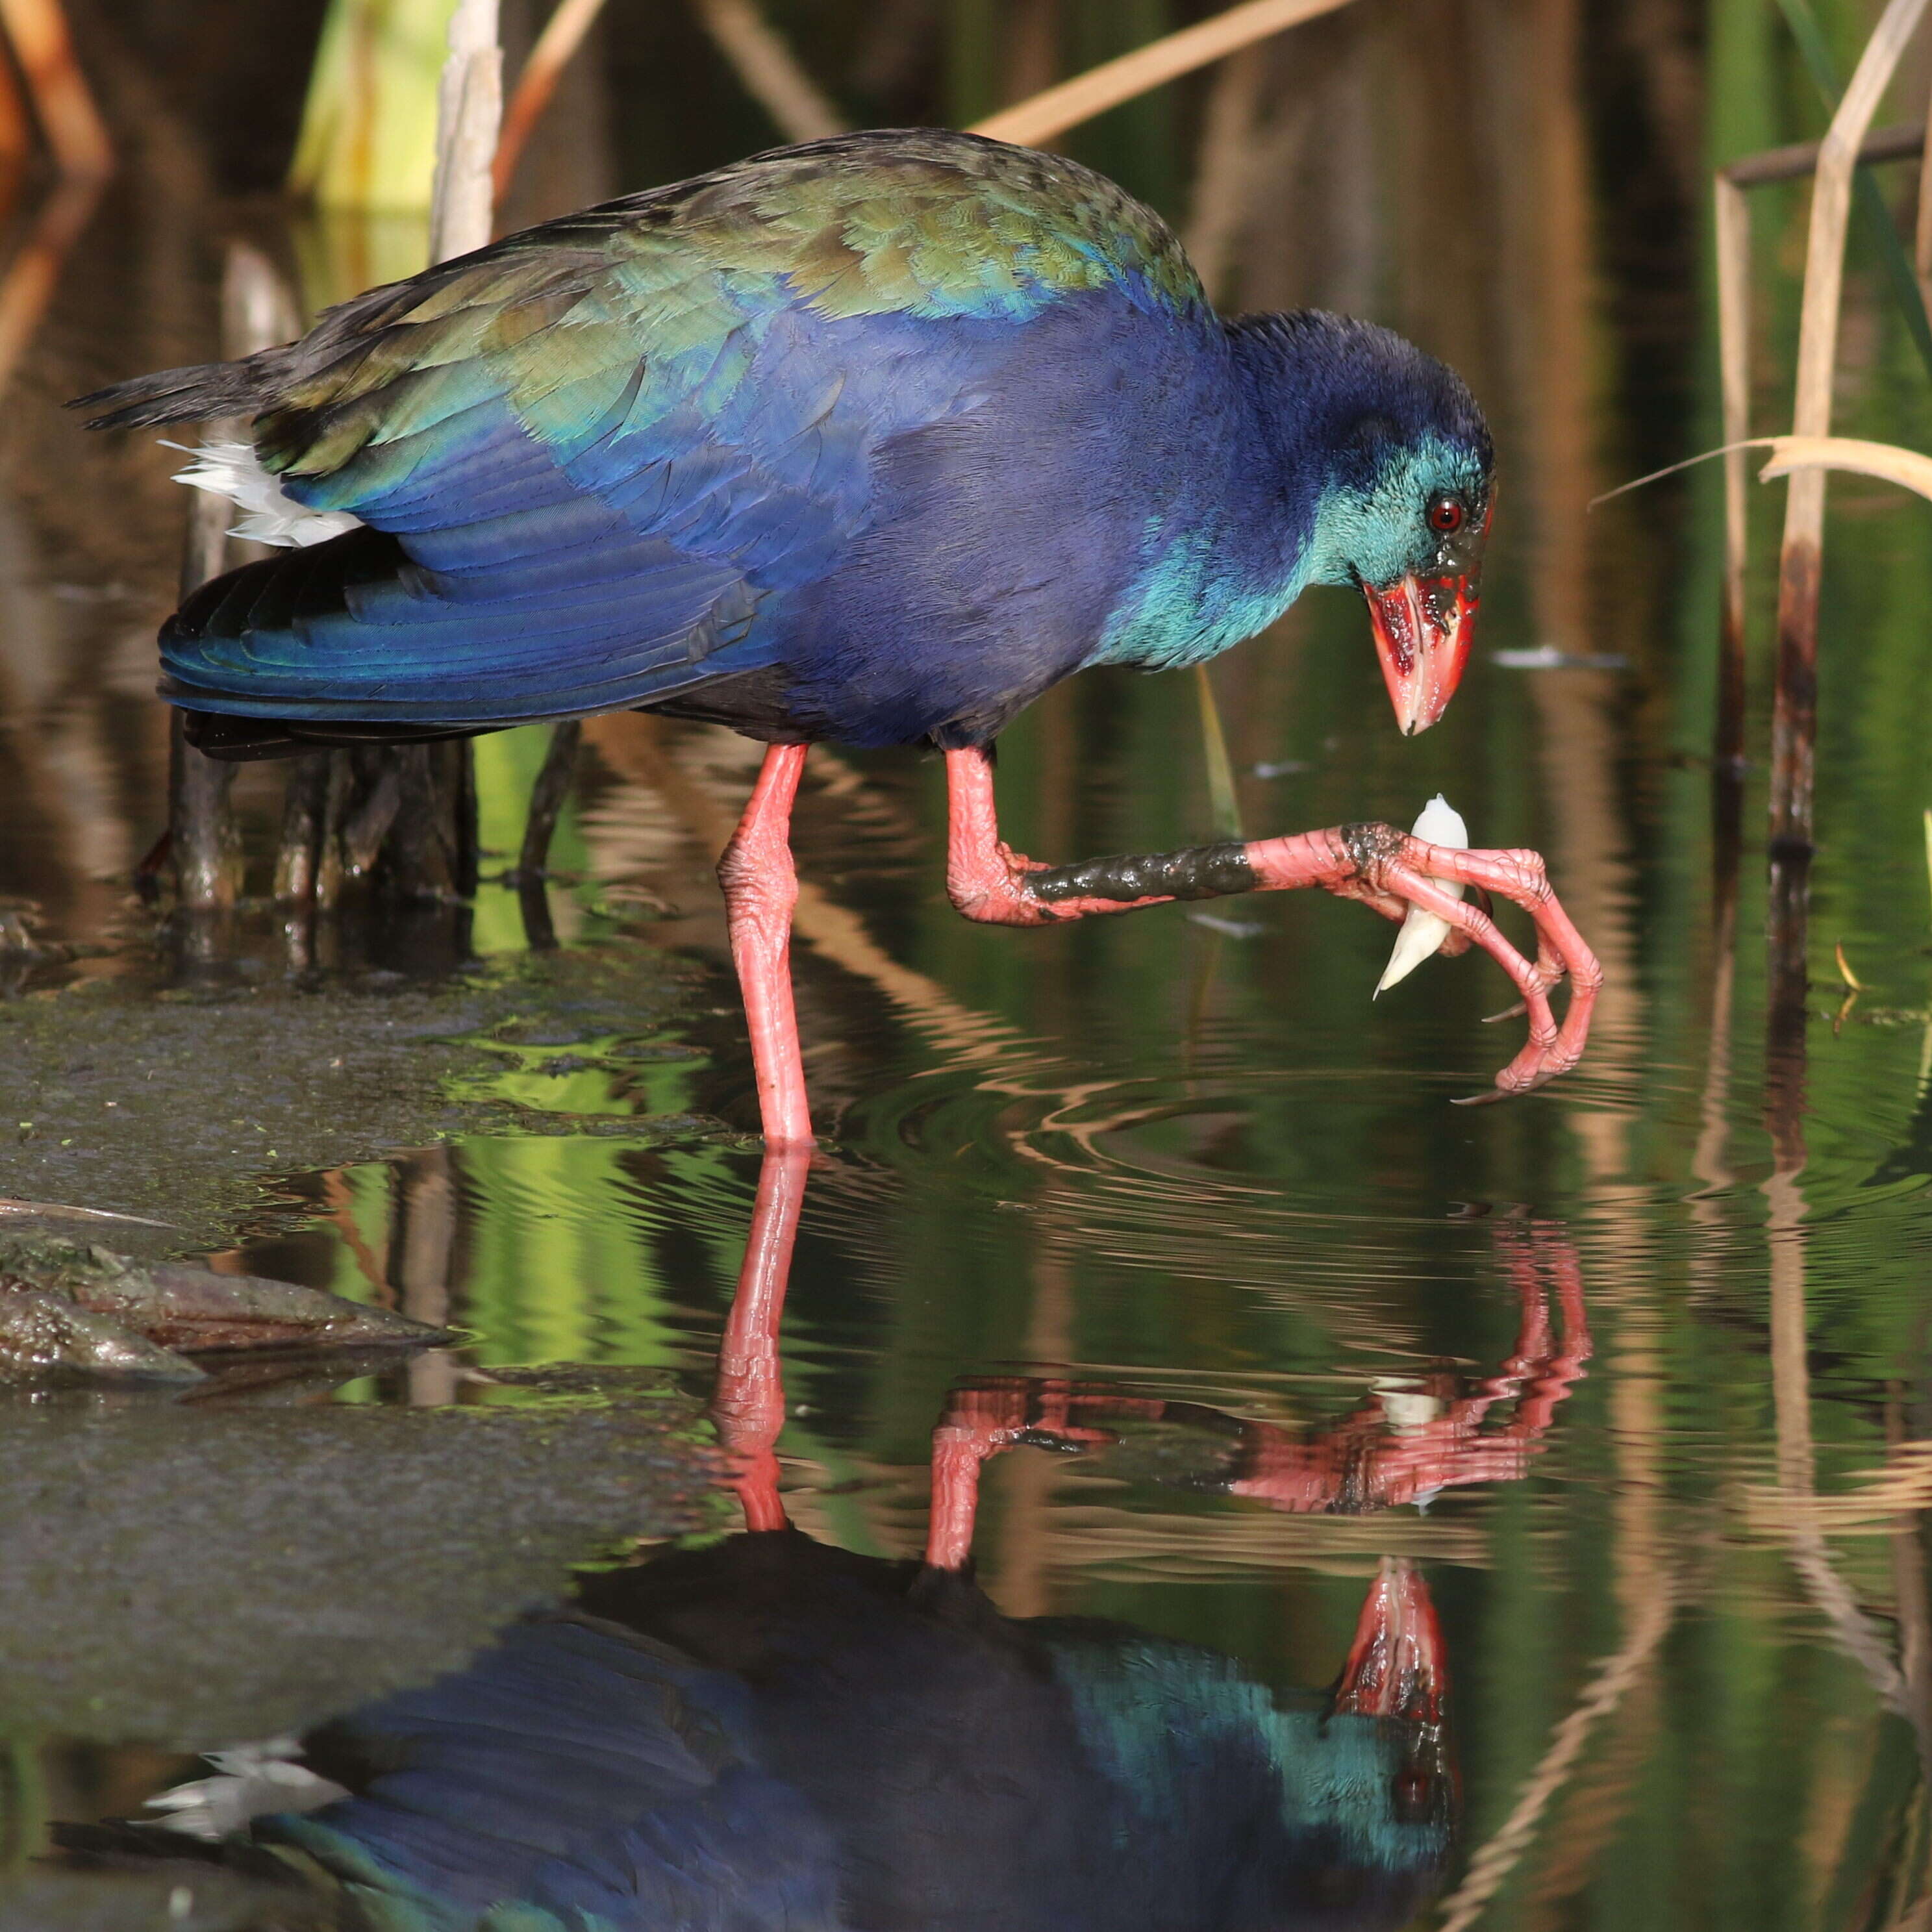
[1428,497,1464,535]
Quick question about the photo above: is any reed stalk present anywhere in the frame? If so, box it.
[0,174,95,396]
[0,18,31,181]
[291,0,457,214]
[1183,46,1266,300]
[429,0,501,262]
[970,0,1352,148]
[498,0,843,203]
[1179,55,1268,846]
[1774,0,1932,383]
[1709,116,1929,784]
[493,0,607,202]
[0,0,111,181]
[1725,118,1922,186]
[495,0,1362,209]
[1713,173,1751,780]
[1918,80,1932,314]
[1769,0,1929,860]
[692,0,846,143]
[0,0,110,397]
[1190,665,1243,841]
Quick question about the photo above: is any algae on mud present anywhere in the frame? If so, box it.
[0,940,724,1257]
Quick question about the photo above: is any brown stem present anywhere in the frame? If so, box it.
[493,0,609,205]
[0,0,112,181]
[515,718,581,882]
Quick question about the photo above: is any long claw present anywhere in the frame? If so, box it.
[1372,835,1600,1099]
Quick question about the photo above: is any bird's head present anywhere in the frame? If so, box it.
[1239,313,1494,736]
[1326,425,1492,736]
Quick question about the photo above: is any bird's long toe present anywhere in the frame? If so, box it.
[1377,836,1600,1100]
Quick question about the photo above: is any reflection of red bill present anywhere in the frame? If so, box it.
[1333,1556,1446,1727]
[1364,571,1479,736]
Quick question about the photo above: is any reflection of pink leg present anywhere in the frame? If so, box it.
[710,1146,810,1533]
[924,1425,993,1572]
[923,1383,1026,1570]
[718,744,812,1149]
[1334,1557,1446,1727]
[923,1381,1116,1571]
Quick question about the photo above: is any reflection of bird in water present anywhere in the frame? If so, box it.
[77,129,1598,1136]
[73,1166,1596,1930]
[153,1532,1444,1932]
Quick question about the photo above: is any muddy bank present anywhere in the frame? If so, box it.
[0,1374,718,1751]
[0,938,723,1257]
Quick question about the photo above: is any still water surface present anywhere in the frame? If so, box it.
[6,8,1932,1925]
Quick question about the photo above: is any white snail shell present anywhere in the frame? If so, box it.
[1374,794,1469,997]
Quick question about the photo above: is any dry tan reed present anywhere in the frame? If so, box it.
[430,0,503,262]
[493,0,608,201]
[1770,0,1929,853]
[693,0,846,144]
[970,0,1354,147]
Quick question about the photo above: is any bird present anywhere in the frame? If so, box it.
[74,129,1600,1143]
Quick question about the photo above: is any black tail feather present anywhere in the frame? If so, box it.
[69,350,288,431]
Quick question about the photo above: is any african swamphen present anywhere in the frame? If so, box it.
[76,130,1600,1140]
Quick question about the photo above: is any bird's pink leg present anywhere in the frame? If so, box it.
[945,746,1602,1100]
[710,1145,810,1533]
[719,744,812,1148]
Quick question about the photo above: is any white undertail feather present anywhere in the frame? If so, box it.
[1374,794,1469,997]
[164,439,364,549]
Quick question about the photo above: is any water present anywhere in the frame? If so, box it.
[6,5,1932,1927]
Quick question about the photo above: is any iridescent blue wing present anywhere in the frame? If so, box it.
[85,132,1205,729]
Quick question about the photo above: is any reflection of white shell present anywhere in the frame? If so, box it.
[1372,1377,1448,1433]
[1374,795,1469,997]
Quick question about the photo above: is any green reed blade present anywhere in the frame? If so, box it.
[1192,662,1244,841]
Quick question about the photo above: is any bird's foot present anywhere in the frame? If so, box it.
[946,837,1142,925]
[1248,822,1602,1101]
